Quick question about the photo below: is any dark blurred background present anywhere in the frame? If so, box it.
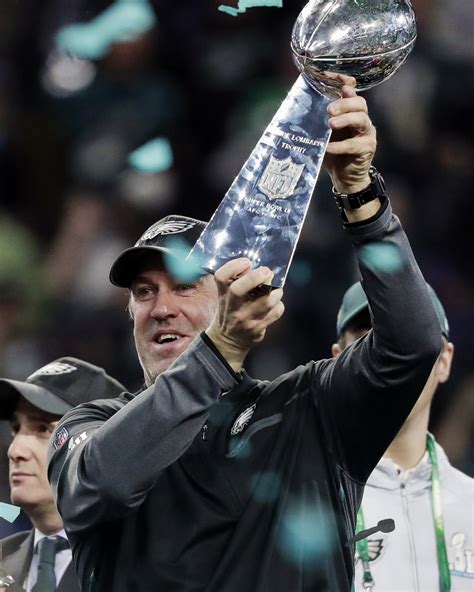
[0,0,473,535]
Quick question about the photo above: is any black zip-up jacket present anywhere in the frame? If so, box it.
[48,199,441,592]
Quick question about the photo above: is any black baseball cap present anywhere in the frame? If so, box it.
[0,357,126,420]
[109,214,207,288]
[336,281,450,339]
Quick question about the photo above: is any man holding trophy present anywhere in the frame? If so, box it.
[48,1,442,591]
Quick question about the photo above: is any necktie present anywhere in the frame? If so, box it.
[32,536,70,592]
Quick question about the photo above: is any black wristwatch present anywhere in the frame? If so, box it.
[332,166,386,211]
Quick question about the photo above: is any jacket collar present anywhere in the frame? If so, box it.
[367,437,450,495]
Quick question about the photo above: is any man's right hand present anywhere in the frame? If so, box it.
[206,258,285,372]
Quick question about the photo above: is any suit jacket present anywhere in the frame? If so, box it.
[0,530,80,592]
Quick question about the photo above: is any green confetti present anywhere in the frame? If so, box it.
[128,137,173,174]
[0,502,21,523]
[359,242,404,274]
[278,499,334,563]
[163,237,206,283]
[218,0,283,17]
[57,0,156,60]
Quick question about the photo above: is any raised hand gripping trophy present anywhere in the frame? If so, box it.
[189,0,416,288]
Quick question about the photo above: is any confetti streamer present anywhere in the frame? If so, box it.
[219,0,283,17]
[0,502,21,524]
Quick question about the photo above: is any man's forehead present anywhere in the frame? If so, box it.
[130,257,209,286]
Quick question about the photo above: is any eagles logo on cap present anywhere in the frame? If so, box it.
[28,362,77,381]
[137,220,197,245]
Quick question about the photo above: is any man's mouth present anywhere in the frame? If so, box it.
[155,334,182,345]
[10,471,33,481]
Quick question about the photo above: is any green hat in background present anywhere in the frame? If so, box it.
[336,282,450,339]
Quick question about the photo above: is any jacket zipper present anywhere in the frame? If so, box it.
[400,477,420,591]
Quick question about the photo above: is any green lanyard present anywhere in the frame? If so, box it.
[426,433,451,592]
[356,509,375,590]
[355,434,451,592]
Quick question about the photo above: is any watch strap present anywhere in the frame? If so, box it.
[333,166,386,210]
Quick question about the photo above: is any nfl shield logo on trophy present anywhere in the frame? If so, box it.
[257,155,305,200]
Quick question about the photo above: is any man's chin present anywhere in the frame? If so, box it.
[143,357,179,386]
[142,342,190,384]
[10,491,38,510]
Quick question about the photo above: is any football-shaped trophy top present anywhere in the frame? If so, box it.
[291,0,417,96]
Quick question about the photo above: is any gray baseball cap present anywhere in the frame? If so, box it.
[336,282,450,338]
[0,357,126,420]
[109,214,207,288]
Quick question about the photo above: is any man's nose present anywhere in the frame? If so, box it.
[8,434,33,463]
[150,291,179,320]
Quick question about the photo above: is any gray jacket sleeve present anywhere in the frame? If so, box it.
[47,335,238,533]
[313,198,442,482]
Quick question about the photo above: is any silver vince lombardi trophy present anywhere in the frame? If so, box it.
[189,0,417,288]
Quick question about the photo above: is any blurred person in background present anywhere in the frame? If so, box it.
[0,210,44,380]
[332,282,474,591]
[48,82,441,592]
[0,358,125,592]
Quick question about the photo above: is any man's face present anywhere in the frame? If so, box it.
[8,398,59,512]
[129,255,218,386]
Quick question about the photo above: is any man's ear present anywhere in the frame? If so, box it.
[331,343,342,359]
[435,342,454,384]
[127,291,134,321]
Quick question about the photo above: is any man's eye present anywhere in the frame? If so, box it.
[133,286,155,301]
[37,424,54,435]
[177,283,195,292]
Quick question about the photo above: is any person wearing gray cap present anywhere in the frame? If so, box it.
[47,85,442,592]
[0,358,125,592]
[332,282,473,592]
